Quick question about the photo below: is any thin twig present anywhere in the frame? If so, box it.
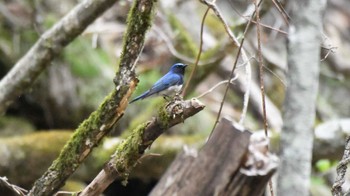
[182,7,210,96]
[321,46,337,61]
[200,0,254,139]
[255,1,274,195]
[54,191,77,196]
[0,177,27,196]
[271,0,290,25]
[152,25,195,63]
[260,60,286,87]
[239,56,252,125]
[255,0,268,137]
[152,25,222,65]
[229,4,287,35]
[195,76,238,99]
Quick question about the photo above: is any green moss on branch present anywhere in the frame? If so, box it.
[29,0,158,195]
[108,99,205,183]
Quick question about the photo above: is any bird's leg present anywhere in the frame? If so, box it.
[165,98,185,122]
[162,95,171,101]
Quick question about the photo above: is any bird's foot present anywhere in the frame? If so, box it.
[164,93,185,122]
[173,93,183,101]
[164,93,183,107]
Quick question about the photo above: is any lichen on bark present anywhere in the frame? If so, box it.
[28,0,158,195]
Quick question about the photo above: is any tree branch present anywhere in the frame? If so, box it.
[28,0,157,195]
[332,136,350,196]
[80,98,205,196]
[0,0,121,115]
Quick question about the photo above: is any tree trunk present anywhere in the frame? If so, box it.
[150,118,278,196]
[277,0,326,195]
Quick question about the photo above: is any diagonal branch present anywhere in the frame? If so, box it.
[199,0,253,137]
[0,0,121,115]
[80,99,205,196]
[27,0,157,195]
[182,7,210,97]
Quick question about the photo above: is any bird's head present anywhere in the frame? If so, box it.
[169,63,188,75]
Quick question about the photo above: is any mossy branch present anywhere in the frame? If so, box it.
[80,99,205,196]
[28,0,158,195]
[0,0,120,114]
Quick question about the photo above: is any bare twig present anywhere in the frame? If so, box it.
[257,59,286,87]
[0,177,27,196]
[0,0,120,115]
[271,0,290,25]
[254,1,274,195]
[152,25,195,63]
[229,4,287,35]
[321,46,337,61]
[152,25,222,65]
[195,76,238,99]
[332,136,350,196]
[199,0,254,138]
[182,7,210,96]
[254,0,268,137]
[239,54,252,126]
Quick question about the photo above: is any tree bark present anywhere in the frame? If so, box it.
[80,99,205,196]
[27,0,157,195]
[150,118,278,196]
[277,0,326,195]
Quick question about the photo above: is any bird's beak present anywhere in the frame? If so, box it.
[184,64,188,67]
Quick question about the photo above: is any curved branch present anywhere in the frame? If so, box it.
[0,0,120,115]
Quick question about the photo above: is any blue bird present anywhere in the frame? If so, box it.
[130,63,188,103]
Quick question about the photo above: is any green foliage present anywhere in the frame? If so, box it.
[0,116,35,137]
[0,131,72,185]
[315,159,331,172]
[311,175,326,186]
[315,159,338,173]
[168,14,198,58]
[204,11,227,37]
[61,180,86,192]
[64,38,111,78]
[43,13,58,29]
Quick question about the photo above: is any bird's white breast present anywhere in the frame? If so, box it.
[160,85,182,97]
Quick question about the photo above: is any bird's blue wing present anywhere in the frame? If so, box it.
[147,73,182,96]
[129,72,183,103]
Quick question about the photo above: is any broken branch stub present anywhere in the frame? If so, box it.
[150,118,278,196]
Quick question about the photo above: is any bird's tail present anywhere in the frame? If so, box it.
[129,90,150,104]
